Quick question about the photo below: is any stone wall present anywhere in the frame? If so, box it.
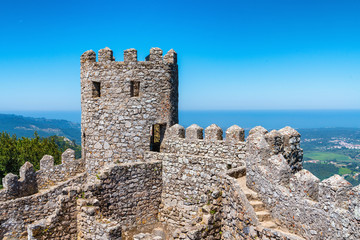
[149,152,245,229]
[27,187,81,240]
[0,173,86,239]
[0,149,84,201]
[162,124,246,164]
[36,149,85,189]
[0,161,37,201]
[76,197,122,240]
[246,127,360,240]
[81,47,178,174]
[221,167,259,239]
[84,160,163,232]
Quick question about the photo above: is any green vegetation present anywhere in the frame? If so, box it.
[0,131,81,185]
[339,167,352,175]
[304,152,354,163]
[303,162,339,181]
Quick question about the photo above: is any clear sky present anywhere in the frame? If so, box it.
[0,0,359,111]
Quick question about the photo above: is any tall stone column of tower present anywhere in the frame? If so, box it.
[80,47,178,174]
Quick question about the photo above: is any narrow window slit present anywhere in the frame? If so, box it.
[130,81,140,97]
[92,81,101,98]
[151,123,166,152]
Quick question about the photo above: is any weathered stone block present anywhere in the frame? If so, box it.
[40,155,54,170]
[124,48,137,63]
[265,130,284,155]
[98,47,114,62]
[167,124,185,138]
[147,47,163,62]
[319,174,352,208]
[225,125,245,142]
[186,124,203,140]
[290,169,320,201]
[205,124,223,141]
[62,148,75,164]
[164,49,177,64]
[80,50,96,63]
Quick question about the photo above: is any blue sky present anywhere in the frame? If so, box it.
[0,0,359,111]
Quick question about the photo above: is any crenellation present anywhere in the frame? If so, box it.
[98,47,114,62]
[279,126,303,173]
[225,125,245,142]
[147,47,163,62]
[124,48,138,63]
[40,155,54,170]
[265,130,284,154]
[185,124,203,139]
[2,46,359,239]
[61,148,76,164]
[164,49,177,64]
[290,169,320,201]
[319,174,353,208]
[80,50,96,63]
[205,124,223,140]
[166,124,185,139]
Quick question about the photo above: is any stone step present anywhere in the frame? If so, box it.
[256,211,271,222]
[244,191,258,201]
[249,200,265,211]
[261,221,277,229]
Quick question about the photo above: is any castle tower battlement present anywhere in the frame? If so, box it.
[81,47,179,174]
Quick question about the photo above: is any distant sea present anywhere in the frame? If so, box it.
[2,110,360,130]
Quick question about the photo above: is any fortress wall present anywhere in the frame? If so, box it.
[0,173,86,239]
[162,124,246,165]
[81,48,178,174]
[220,167,259,239]
[28,187,81,240]
[0,149,85,201]
[149,151,245,229]
[36,149,85,189]
[76,197,122,240]
[246,128,360,240]
[84,161,162,230]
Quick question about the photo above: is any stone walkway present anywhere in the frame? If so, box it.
[237,176,306,240]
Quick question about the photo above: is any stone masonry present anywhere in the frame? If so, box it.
[0,47,359,239]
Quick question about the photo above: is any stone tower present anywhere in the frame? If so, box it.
[80,47,178,174]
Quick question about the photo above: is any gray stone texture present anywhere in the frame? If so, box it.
[81,47,178,174]
[0,47,359,240]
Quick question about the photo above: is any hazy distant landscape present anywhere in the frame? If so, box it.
[1,112,359,186]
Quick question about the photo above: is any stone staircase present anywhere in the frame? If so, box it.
[237,176,277,229]
[237,175,305,240]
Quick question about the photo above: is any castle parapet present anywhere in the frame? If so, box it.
[98,47,114,62]
[319,174,353,209]
[186,124,203,140]
[0,162,37,200]
[80,50,96,63]
[124,48,137,63]
[37,148,85,189]
[167,124,185,138]
[164,49,177,64]
[146,47,163,62]
[0,149,85,201]
[80,48,177,65]
[290,169,320,201]
[225,125,245,142]
[205,124,223,140]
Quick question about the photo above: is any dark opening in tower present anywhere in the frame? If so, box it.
[130,81,140,97]
[92,81,101,98]
[150,123,166,152]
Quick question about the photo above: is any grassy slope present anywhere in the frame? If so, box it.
[304,152,355,163]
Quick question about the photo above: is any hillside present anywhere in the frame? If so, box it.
[300,127,360,186]
[0,113,81,144]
